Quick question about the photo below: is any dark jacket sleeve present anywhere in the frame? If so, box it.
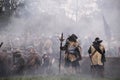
[88,46,91,54]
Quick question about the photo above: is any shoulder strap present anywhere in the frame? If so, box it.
[93,45,103,55]
[91,47,96,57]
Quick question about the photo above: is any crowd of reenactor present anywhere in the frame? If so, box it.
[0,36,54,77]
[0,33,107,77]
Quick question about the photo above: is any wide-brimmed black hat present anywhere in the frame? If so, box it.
[93,37,103,44]
[67,34,78,42]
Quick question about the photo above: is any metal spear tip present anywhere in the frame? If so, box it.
[59,33,64,41]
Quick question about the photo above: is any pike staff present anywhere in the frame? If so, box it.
[59,33,64,73]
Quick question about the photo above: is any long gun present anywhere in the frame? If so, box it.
[59,33,64,73]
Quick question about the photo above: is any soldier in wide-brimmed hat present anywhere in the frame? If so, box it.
[88,37,106,77]
[60,34,82,74]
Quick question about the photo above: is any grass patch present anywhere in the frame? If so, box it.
[0,75,119,80]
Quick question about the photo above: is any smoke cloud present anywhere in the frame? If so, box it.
[0,0,120,56]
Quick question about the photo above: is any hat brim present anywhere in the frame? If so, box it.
[93,40,102,44]
[98,40,103,43]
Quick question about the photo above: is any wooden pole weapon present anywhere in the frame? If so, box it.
[59,33,64,73]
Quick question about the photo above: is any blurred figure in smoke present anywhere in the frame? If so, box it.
[60,34,82,74]
[26,47,42,74]
[88,37,106,77]
[0,49,9,77]
[42,37,53,55]
[42,38,55,75]
[41,53,51,75]
[12,50,25,75]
